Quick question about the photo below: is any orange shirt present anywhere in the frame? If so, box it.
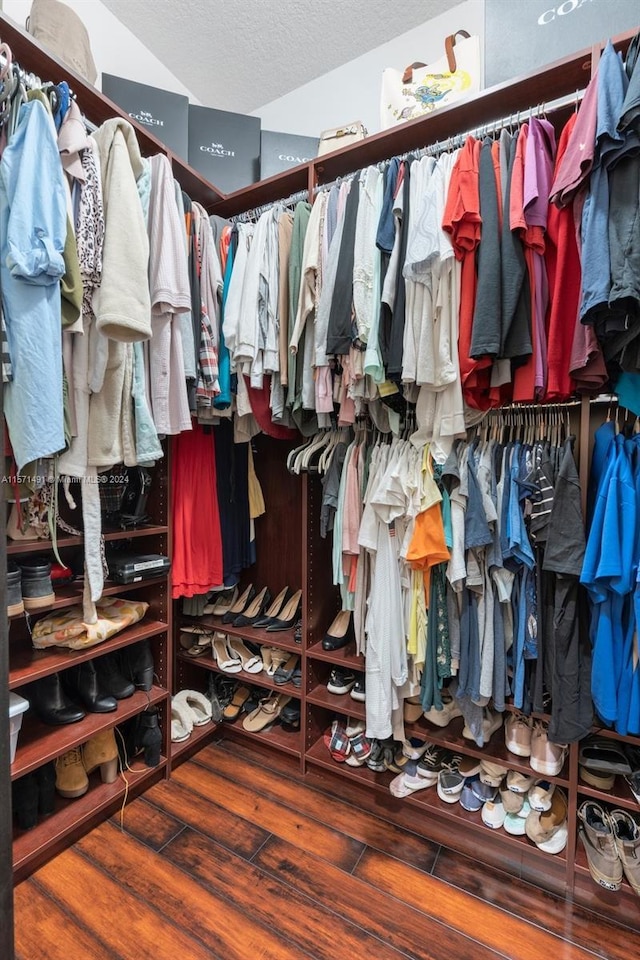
[406,502,450,601]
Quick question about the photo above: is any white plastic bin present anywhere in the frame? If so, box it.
[9,692,29,764]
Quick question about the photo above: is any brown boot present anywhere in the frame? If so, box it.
[82,729,119,784]
[55,747,89,798]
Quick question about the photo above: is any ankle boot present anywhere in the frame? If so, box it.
[55,747,89,798]
[83,729,119,784]
[25,673,86,725]
[62,661,117,714]
[12,772,39,830]
[134,708,162,767]
[36,761,57,816]
[121,640,155,692]
[95,653,135,700]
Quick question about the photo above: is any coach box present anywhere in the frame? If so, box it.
[485,0,640,88]
[188,105,260,194]
[101,74,189,160]
[260,131,320,179]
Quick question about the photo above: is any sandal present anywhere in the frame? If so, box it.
[324,719,351,762]
[273,654,299,685]
[242,693,291,732]
[266,648,289,678]
[212,632,242,674]
[345,719,372,766]
[226,637,263,674]
[222,685,251,721]
[173,689,212,726]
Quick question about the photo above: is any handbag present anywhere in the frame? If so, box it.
[26,0,97,85]
[317,121,367,157]
[380,31,481,130]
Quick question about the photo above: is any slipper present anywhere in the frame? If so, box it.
[273,654,299,685]
[212,632,242,674]
[226,637,263,674]
[171,697,194,742]
[346,719,372,762]
[242,693,291,732]
[324,720,351,761]
[579,737,632,774]
[174,689,212,726]
[222,685,251,721]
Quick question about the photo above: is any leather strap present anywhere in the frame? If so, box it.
[402,62,427,84]
[445,30,471,73]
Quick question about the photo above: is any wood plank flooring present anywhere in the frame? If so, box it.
[13,737,640,960]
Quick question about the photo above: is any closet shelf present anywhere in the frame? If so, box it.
[214,163,310,218]
[176,650,302,696]
[6,524,169,556]
[305,737,568,868]
[306,684,366,721]
[403,716,571,788]
[170,721,218,766]
[181,615,300,652]
[11,686,167,780]
[577,779,640,814]
[12,759,167,885]
[306,640,364,669]
[9,620,169,690]
[8,577,168,622]
[222,716,301,757]
[573,843,637,898]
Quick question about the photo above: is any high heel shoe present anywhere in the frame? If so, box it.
[266,589,302,632]
[322,610,355,650]
[233,586,272,627]
[222,584,256,624]
[252,586,290,628]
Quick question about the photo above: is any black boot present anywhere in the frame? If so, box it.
[121,640,155,692]
[134,708,162,767]
[12,773,39,830]
[62,661,117,713]
[35,761,56,816]
[95,652,135,700]
[25,673,86,725]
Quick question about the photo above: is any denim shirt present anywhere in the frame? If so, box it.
[0,99,66,470]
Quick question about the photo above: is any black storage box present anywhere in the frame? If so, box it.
[107,553,171,585]
[101,74,189,160]
[188,104,260,194]
[260,130,319,179]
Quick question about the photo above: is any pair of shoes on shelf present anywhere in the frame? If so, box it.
[505,714,568,777]
[118,708,162,768]
[323,718,371,765]
[462,707,503,746]
[212,633,263,674]
[327,667,364,701]
[525,789,568,854]
[179,627,215,659]
[242,692,291,732]
[578,801,640,894]
[322,610,354,651]
[224,585,303,631]
[12,762,56,831]
[203,584,239,617]
[171,690,213,742]
[7,557,55,617]
[54,729,120,801]
[273,654,301,687]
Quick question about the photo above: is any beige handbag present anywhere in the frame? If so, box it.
[26,0,98,84]
[317,121,367,157]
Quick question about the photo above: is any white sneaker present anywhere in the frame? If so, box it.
[528,780,556,812]
[463,708,503,744]
[482,800,506,829]
[530,722,567,776]
[504,712,532,757]
[424,697,463,728]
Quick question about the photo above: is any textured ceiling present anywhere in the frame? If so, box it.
[101,0,461,111]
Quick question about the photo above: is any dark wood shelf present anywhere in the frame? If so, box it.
[170,720,218,766]
[577,777,640,814]
[306,683,366,720]
[176,650,302,697]
[11,686,167,780]
[222,715,301,757]
[306,640,364,669]
[305,737,567,867]
[0,14,224,207]
[404,715,571,788]
[9,620,169,690]
[8,577,168,622]
[6,524,169,556]
[182,615,300,653]
[12,758,167,883]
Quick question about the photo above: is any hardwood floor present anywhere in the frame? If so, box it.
[13,737,639,960]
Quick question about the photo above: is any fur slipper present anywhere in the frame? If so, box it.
[171,697,194,742]
[174,689,213,726]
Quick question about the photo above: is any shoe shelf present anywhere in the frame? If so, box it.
[12,758,167,884]
[176,650,302,698]
[182,615,300,654]
[306,683,366,721]
[8,577,168,622]
[170,720,218,766]
[11,685,167,780]
[573,840,638,899]
[222,715,302,757]
[577,778,640,814]
[6,524,169,556]
[9,620,168,690]
[306,639,364,669]
[404,716,571,789]
[305,736,568,869]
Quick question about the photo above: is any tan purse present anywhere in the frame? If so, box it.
[317,121,367,157]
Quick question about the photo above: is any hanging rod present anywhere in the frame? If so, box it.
[230,188,309,223]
